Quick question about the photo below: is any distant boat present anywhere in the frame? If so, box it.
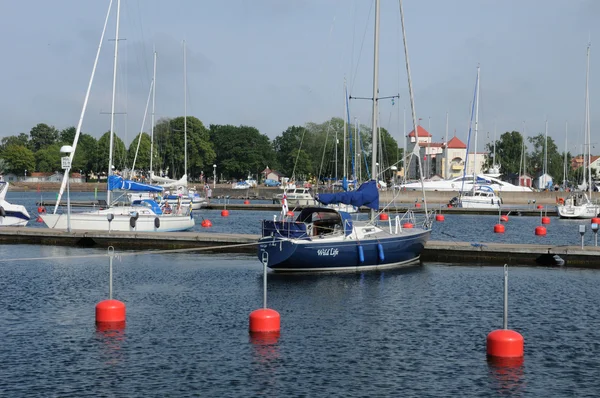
[273,187,317,206]
[399,174,532,192]
[0,181,30,226]
[449,185,501,209]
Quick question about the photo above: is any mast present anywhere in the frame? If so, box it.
[444,112,449,179]
[403,107,406,182]
[493,119,497,170]
[370,0,380,221]
[150,50,156,174]
[106,0,121,206]
[473,65,480,181]
[585,42,592,197]
[343,79,347,184]
[53,0,114,214]
[564,121,568,188]
[183,40,188,179]
[399,0,428,214]
[544,119,548,188]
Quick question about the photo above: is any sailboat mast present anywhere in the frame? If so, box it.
[399,0,428,214]
[370,0,380,201]
[544,119,548,188]
[473,66,480,180]
[403,107,406,182]
[53,0,113,214]
[183,40,188,178]
[150,50,156,173]
[444,111,449,179]
[107,0,121,206]
[586,43,592,196]
[343,79,347,183]
[493,119,497,169]
[564,121,568,188]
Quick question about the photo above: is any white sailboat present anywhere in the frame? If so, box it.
[41,0,194,232]
[557,43,600,219]
[0,181,30,226]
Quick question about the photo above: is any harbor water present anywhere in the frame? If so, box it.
[1,244,599,396]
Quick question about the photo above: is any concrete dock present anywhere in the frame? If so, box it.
[0,227,598,268]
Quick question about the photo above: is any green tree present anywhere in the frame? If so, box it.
[29,123,59,151]
[127,132,156,172]
[60,126,77,145]
[0,158,11,175]
[1,133,30,152]
[484,131,526,177]
[273,125,309,177]
[154,116,215,180]
[209,124,275,180]
[97,131,127,172]
[2,145,35,175]
[35,144,62,172]
[73,133,99,174]
[527,133,563,183]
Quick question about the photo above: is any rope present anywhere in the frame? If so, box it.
[0,241,261,263]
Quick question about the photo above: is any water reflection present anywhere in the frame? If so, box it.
[249,332,280,362]
[487,356,526,395]
[95,322,126,365]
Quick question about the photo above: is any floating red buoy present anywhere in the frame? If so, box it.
[201,219,213,227]
[403,223,414,229]
[36,216,43,223]
[541,216,550,225]
[379,213,389,221]
[494,224,505,233]
[487,329,524,358]
[415,203,421,208]
[435,214,445,222]
[249,308,280,333]
[221,210,229,217]
[500,215,509,222]
[286,210,294,217]
[244,200,250,205]
[95,299,126,324]
[536,205,543,210]
[592,217,600,224]
[535,226,547,236]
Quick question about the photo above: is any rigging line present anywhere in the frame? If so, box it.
[317,122,333,191]
[135,0,151,80]
[350,0,374,93]
[0,241,263,263]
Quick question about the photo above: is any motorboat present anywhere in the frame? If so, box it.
[449,185,502,209]
[399,174,532,192]
[0,181,30,226]
[556,192,600,219]
[273,187,318,206]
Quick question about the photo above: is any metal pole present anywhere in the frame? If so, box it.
[582,235,585,249]
[108,247,115,300]
[66,169,71,232]
[261,252,269,308]
[503,264,508,330]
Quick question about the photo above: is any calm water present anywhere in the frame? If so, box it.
[0,244,599,396]
[13,191,600,247]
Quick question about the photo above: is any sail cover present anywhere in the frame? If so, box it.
[108,175,163,192]
[317,180,379,210]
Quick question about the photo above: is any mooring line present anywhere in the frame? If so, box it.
[0,241,262,263]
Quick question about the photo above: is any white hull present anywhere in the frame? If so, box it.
[41,207,195,232]
[557,204,600,219]
[0,182,30,226]
[458,199,500,209]
[400,175,532,192]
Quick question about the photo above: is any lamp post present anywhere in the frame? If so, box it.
[24,170,27,180]
[213,164,216,189]
[60,145,74,232]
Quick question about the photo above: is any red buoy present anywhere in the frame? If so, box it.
[96,299,126,324]
[249,308,280,333]
[379,213,389,221]
[535,226,547,236]
[435,214,445,222]
[592,217,600,224]
[221,210,229,217]
[541,216,550,225]
[244,200,250,205]
[201,219,213,227]
[403,223,414,229]
[536,205,543,210]
[487,329,524,358]
[500,215,509,222]
[286,210,294,217]
[415,203,421,208]
[36,216,43,223]
[494,224,505,233]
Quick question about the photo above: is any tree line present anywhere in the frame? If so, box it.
[0,117,403,183]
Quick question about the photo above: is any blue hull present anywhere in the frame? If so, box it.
[258,231,430,272]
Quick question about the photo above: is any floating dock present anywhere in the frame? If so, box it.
[0,227,597,268]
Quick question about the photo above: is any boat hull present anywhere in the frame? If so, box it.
[258,230,430,272]
[556,204,600,219]
[41,211,195,232]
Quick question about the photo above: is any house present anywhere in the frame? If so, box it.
[261,167,283,182]
[3,173,18,182]
[28,172,53,182]
[508,173,532,188]
[534,173,553,190]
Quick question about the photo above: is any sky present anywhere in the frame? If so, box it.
[1,0,600,155]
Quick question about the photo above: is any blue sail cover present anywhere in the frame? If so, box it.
[317,180,379,210]
[107,175,163,192]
